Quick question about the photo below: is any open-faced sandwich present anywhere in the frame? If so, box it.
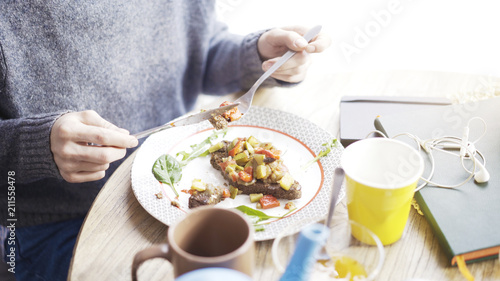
[209,136,302,200]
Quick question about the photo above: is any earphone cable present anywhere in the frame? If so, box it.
[363,118,487,191]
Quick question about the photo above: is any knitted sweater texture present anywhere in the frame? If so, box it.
[0,1,274,226]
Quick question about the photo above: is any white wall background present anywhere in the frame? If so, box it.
[216,0,500,76]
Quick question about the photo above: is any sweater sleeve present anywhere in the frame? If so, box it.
[202,22,283,95]
[0,112,66,184]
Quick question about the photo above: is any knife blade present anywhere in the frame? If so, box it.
[132,102,240,139]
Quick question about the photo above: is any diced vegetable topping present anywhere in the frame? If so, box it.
[279,173,294,191]
[238,166,253,183]
[249,193,264,203]
[216,136,294,187]
[229,185,239,199]
[234,150,250,165]
[254,148,280,160]
[219,158,236,171]
[244,166,252,174]
[228,140,244,157]
[253,154,265,165]
[229,171,239,182]
[238,170,253,182]
[191,179,206,191]
[208,141,225,153]
[259,195,280,209]
[222,188,231,198]
[246,136,260,147]
[255,165,267,179]
[244,141,255,154]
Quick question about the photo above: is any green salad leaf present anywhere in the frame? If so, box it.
[235,205,281,223]
[152,128,228,197]
[152,154,182,197]
[235,205,298,232]
[301,138,338,171]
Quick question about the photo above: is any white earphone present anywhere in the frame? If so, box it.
[370,117,489,191]
[473,160,490,183]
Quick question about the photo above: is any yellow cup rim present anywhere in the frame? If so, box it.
[341,138,424,189]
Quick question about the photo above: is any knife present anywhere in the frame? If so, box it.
[132,102,240,139]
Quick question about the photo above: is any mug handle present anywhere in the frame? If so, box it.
[132,243,171,281]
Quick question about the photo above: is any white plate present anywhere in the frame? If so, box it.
[131,106,344,241]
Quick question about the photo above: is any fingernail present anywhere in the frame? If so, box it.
[263,61,273,70]
[129,138,139,148]
[120,128,130,135]
[295,38,308,48]
[306,45,316,53]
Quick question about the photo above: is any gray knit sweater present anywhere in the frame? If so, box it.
[0,1,277,227]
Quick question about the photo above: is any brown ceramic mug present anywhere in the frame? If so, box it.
[131,206,254,280]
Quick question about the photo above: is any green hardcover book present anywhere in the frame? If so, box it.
[374,96,500,265]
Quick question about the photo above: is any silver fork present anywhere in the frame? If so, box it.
[234,25,322,115]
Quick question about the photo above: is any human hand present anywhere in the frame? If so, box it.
[50,110,138,183]
[257,26,331,83]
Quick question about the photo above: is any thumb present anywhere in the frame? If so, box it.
[268,29,309,52]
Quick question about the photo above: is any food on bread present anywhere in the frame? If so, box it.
[210,136,301,200]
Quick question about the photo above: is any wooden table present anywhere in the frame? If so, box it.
[68,70,500,281]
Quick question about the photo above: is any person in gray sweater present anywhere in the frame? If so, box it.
[0,1,330,280]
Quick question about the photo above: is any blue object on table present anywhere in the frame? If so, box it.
[175,267,252,281]
[279,223,330,281]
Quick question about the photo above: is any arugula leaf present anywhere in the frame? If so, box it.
[301,139,338,171]
[176,128,228,166]
[235,205,299,232]
[152,154,182,197]
[235,205,281,223]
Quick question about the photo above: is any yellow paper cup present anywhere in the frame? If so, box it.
[341,138,424,245]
